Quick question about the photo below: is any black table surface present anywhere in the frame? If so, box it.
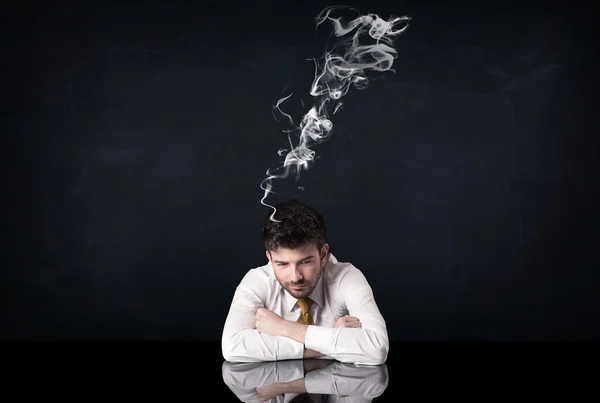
[5,340,593,397]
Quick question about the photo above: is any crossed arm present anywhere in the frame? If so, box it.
[254,307,362,358]
[221,269,389,365]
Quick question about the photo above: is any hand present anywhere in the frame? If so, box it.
[255,308,285,336]
[256,383,285,402]
[257,380,306,401]
[333,315,362,328]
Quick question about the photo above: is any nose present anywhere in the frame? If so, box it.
[290,266,303,282]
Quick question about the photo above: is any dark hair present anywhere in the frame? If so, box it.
[262,199,327,252]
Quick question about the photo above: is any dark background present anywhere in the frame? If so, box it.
[3,0,598,341]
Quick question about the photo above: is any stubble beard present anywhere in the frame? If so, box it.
[282,265,324,299]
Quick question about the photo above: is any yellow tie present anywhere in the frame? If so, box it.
[296,298,315,325]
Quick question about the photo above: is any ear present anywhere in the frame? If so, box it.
[320,243,329,265]
[265,250,271,262]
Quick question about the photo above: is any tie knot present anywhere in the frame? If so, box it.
[297,298,313,313]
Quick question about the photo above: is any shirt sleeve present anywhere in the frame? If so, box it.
[222,360,305,403]
[304,361,389,398]
[303,268,389,365]
[221,269,305,362]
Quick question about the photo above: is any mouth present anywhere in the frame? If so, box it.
[290,284,306,290]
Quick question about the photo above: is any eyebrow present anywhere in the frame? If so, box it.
[273,255,315,264]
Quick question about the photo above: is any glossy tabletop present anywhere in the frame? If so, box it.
[222,358,388,403]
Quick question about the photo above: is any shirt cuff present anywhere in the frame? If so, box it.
[276,336,305,360]
[276,360,305,381]
[304,325,337,356]
[304,369,334,394]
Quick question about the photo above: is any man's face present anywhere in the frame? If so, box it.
[267,242,329,299]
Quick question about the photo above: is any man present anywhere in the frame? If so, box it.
[221,199,389,365]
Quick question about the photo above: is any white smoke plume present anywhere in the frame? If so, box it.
[260,5,411,221]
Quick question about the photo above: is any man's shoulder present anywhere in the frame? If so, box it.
[238,261,276,285]
[324,254,366,283]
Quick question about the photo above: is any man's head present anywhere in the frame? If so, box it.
[262,199,329,299]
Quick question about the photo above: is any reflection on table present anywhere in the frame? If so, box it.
[222,359,389,403]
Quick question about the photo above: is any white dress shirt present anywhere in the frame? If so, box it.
[222,359,389,403]
[221,253,389,365]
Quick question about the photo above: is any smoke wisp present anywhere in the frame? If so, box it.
[260,6,411,221]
